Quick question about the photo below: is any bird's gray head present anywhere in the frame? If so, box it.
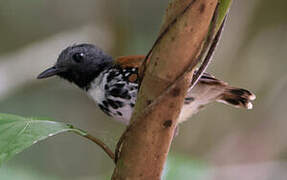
[37,44,113,89]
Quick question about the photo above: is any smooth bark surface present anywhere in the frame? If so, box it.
[112,0,218,179]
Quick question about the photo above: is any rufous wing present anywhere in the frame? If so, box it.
[115,55,148,79]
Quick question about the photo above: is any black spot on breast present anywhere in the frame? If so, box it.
[117,111,123,116]
[109,88,121,96]
[102,100,109,107]
[130,103,135,107]
[109,88,131,99]
[98,104,111,116]
[114,83,125,88]
[107,75,113,83]
[107,70,118,83]
[107,99,123,109]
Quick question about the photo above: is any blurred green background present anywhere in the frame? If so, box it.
[0,0,287,179]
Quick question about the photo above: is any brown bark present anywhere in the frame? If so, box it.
[112,0,218,179]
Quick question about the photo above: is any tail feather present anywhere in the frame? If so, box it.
[217,87,256,109]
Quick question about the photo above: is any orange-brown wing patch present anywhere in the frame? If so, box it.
[115,55,146,69]
[115,55,151,82]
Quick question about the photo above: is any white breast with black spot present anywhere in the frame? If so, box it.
[87,68,138,125]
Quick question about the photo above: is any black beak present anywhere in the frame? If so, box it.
[37,66,63,79]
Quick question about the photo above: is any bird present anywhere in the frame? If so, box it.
[37,44,256,125]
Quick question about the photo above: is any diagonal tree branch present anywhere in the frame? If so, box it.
[112,0,219,179]
[113,9,226,164]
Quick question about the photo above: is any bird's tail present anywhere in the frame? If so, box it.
[216,87,256,109]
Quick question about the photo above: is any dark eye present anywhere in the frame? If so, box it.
[72,53,84,63]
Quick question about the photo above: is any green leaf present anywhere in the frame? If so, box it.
[0,113,86,166]
[217,0,233,30]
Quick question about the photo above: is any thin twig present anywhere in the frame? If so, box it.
[82,133,115,161]
[190,15,227,90]
[189,3,220,89]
